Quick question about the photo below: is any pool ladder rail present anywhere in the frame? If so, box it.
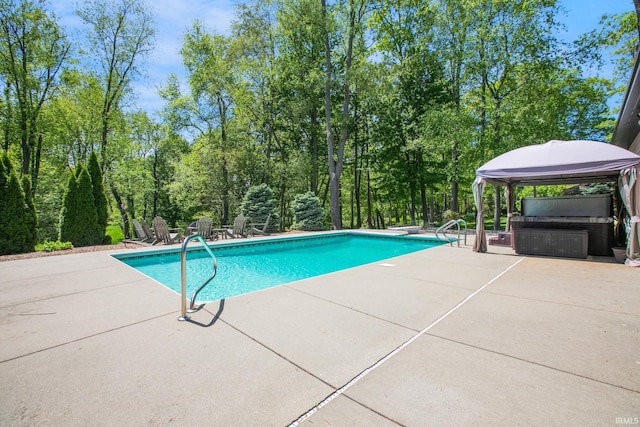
[178,234,218,321]
[435,219,467,247]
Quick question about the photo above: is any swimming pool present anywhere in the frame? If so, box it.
[113,232,444,302]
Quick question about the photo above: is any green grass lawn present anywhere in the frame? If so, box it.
[106,225,125,244]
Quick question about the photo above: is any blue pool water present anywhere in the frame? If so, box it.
[113,233,444,302]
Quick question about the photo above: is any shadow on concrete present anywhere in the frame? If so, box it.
[187,299,225,328]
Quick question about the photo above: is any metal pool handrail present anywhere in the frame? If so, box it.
[435,219,467,247]
[178,234,218,321]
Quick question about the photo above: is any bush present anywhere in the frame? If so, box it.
[461,212,476,223]
[241,184,279,231]
[291,192,324,231]
[0,153,37,255]
[580,183,614,195]
[442,210,460,222]
[35,240,73,252]
[59,165,103,247]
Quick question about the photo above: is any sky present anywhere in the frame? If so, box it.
[49,0,635,118]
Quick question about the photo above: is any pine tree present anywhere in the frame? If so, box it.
[292,192,325,231]
[59,169,78,244]
[241,184,279,231]
[87,151,109,239]
[0,153,37,254]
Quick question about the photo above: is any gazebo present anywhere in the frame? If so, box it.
[472,140,640,266]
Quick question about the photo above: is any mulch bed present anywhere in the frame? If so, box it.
[0,230,310,262]
[0,242,140,262]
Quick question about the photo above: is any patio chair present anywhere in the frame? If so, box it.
[140,218,155,241]
[151,216,183,245]
[196,215,216,240]
[131,219,154,244]
[225,214,247,238]
[250,214,271,236]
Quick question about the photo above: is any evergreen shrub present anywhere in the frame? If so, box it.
[0,153,37,254]
[88,151,109,236]
[442,209,460,222]
[59,165,103,247]
[291,192,324,231]
[241,184,279,231]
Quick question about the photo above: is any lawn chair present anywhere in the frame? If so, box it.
[249,214,271,236]
[139,218,156,242]
[196,215,216,240]
[131,219,154,244]
[225,214,247,238]
[151,216,183,245]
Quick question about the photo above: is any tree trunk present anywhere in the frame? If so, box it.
[20,114,30,176]
[3,82,11,151]
[366,149,372,228]
[221,157,230,226]
[328,172,341,229]
[152,152,159,218]
[101,115,109,170]
[420,184,429,228]
[321,0,339,229]
[354,124,362,228]
[376,209,384,229]
[451,143,459,212]
[310,107,319,195]
[321,0,357,230]
[32,133,43,195]
[110,183,130,239]
[280,148,287,232]
[219,97,230,226]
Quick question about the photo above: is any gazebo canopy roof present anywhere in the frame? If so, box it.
[476,140,640,186]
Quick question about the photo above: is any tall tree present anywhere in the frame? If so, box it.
[276,0,326,196]
[124,111,186,222]
[466,0,561,228]
[434,0,476,212]
[175,22,245,225]
[77,0,154,238]
[320,0,367,229]
[233,0,289,226]
[576,10,638,103]
[370,0,449,224]
[0,0,70,191]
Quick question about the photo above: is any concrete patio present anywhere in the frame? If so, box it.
[0,233,638,426]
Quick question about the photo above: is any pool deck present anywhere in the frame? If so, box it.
[0,231,638,426]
